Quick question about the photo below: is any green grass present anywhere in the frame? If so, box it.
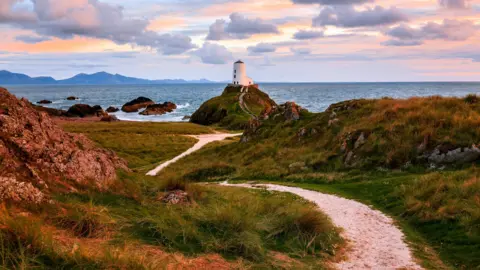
[53,185,342,264]
[190,85,277,130]
[62,122,206,171]
[0,120,343,269]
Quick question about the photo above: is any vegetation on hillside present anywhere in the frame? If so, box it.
[160,95,480,269]
[190,85,277,130]
[0,121,342,269]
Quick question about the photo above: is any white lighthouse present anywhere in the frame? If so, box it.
[232,60,254,86]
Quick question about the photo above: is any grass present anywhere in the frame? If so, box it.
[154,95,480,269]
[62,122,207,171]
[190,85,277,130]
[1,120,343,269]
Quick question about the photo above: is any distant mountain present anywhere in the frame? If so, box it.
[0,70,215,85]
[0,70,56,84]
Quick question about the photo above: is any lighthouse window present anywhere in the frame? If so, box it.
[234,75,236,78]
[234,70,236,73]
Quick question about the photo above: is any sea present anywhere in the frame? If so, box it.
[5,82,480,122]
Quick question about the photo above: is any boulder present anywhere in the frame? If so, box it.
[33,105,68,117]
[100,115,119,122]
[139,102,177,116]
[241,118,262,143]
[425,144,480,165]
[67,104,106,118]
[161,190,189,204]
[106,106,119,113]
[37,100,52,104]
[0,87,129,191]
[122,97,154,113]
[66,96,78,100]
[281,102,303,121]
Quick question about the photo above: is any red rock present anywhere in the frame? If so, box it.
[121,97,154,113]
[139,102,177,116]
[0,87,129,190]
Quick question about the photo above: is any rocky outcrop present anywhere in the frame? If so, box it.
[139,102,177,116]
[161,190,189,204]
[37,100,52,104]
[0,177,45,204]
[33,105,69,117]
[122,97,154,113]
[66,96,78,101]
[423,144,480,165]
[100,115,119,122]
[241,118,262,143]
[67,104,107,118]
[106,106,119,113]
[281,102,302,121]
[0,87,129,192]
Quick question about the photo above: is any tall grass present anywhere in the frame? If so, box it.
[401,168,480,235]
[137,186,341,262]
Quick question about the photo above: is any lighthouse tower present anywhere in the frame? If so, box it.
[232,60,253,86]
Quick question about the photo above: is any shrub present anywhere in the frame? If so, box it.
[464,94,479,104]
[184,164,236,181]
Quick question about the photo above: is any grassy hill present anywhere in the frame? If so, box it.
[190,85,277,130]
[161,94,480,269]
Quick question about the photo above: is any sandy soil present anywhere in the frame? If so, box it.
[221,182,423,270]
[146,133,242,176]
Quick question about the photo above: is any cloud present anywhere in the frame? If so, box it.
[194,42,233,64]
[313,6,408,28]
[292,0,374,5]
[247,43,277,54]
[291,48,311,55]
[384,19,478,46]
[439,0,471,9]
[293,30,324,40]
[206,12,279,40]
[0,0,36,23]
[0,0,196,55]
[15,35,52,44]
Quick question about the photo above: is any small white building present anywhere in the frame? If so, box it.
[232,60,254,86]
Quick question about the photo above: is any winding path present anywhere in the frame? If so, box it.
[221,182,423,270]
[146,133,242,176]
[239,87,257,119]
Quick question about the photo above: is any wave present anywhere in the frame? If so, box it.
[176,102,190,109]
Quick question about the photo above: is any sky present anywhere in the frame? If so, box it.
[0,0,479,82]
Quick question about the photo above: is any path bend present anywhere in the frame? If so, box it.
[221,182,423,270]
[146,133,242,176]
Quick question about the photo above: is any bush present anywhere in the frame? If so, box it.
[184,164,236,181]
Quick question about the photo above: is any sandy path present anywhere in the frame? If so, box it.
[146,133,242,176]
[221,182,422,270]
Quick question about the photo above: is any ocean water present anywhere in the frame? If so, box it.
[5,82,480,122]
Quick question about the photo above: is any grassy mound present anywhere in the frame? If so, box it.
[190,85,277,130]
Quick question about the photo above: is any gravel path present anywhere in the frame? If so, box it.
[146,133,242,176]
[221,182,423,270]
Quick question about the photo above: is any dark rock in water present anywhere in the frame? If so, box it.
[0,87,129,191]
[139,102,177,116]
[67,104,107,118]
[33,105,68,117]
[37,100,52,104]
[106,106,119,113]
[66,96,78,101]
[122,97,154,113]
[101,115,119,122]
